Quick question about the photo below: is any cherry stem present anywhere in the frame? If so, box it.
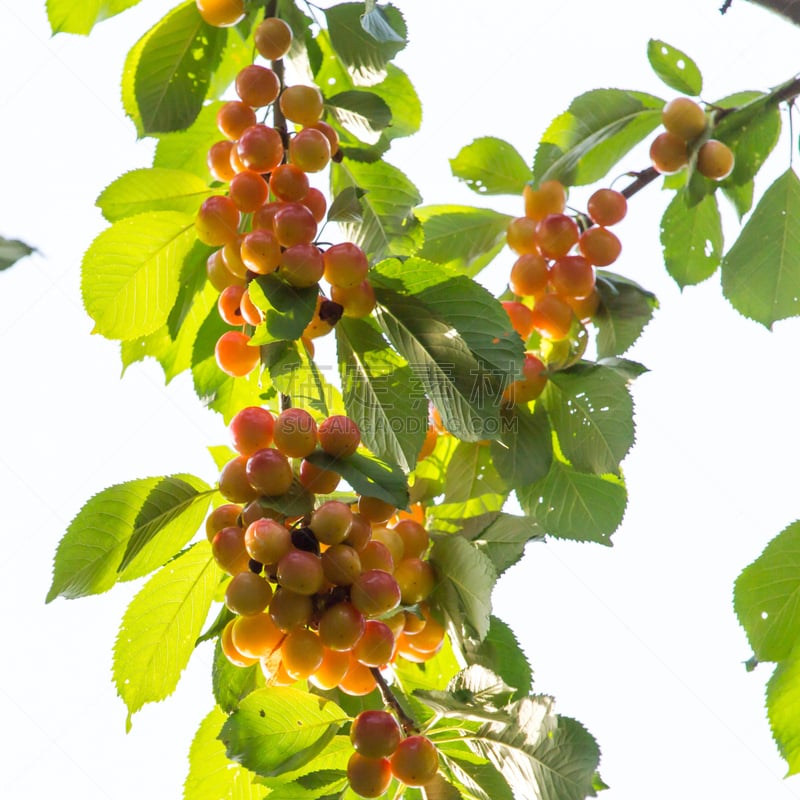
[370,668,418,735]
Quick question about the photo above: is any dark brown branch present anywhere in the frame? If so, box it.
[370,668,418,734]
[620,167,660,201]
[743,0,800,26]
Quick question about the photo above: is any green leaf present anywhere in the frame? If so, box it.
[133,2,226,135]
[330,159,422,260]
[593,271,658,357]
[213,640,265,714]
[117,475,214,579]
[450,138,532,196]
[716,103,781,189]
[469,513,544,576]
[327,187,366,223]
[185,707,268,799]
[543,362,636,476]
[326,90,392,144]
[430,535,497,640]
[336,316,427,472]
[114,541,219,726]
[46,474,210,602]
[154,101,224,178]
[440,753,515,800]
[0,236,36,271]
[463,616,533,701]
[734,520,800,662]
[722,180,755,220]
[248,275,319,345]
[767,645,800,775]
[314,31,419,159]
[489,403,553,489]
[122,244,217,381]
[324,3,406,83]
[47,0,140,35]
[220,687,347,777]
[372,257,524,441]
[81,210,196,341]
[661,191,723,287]
[646,39,703,95]
[470,707,601,800]
[361,3,405,42]
[533,89,664,187]
[444,442,508,510]
[721,169,800,328]
[258,479,317,518]
[97,168,213,222]
[416,205,512,277]
[304,450,409,509]
[259,736,353,787]
[517,460,627,545]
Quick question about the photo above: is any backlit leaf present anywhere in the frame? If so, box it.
[81,211,196,340]
[0,236,36,271]
[46,474,211,602]
[734,520,800,662]
[646,39,702,95]
[185,707,268,799]
[336,316,427,472]
[517,460,627,545]
[416,205,511,277]
[593,271,658,357]
[533,89,663,187]
[97,168,213,221]
[767,645,800,775]
[450,138,532,196]
[114,541,219,726]
[543,362,636,475]
[220,687,347,777]
[133,2,226,135]
[721,169,800,328]
[661,192,723,288]
[47,0,140,35]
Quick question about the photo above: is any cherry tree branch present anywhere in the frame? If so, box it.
[741,0,800,26]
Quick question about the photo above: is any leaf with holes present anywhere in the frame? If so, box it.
[450,138,532,196]
[647,39,703,95]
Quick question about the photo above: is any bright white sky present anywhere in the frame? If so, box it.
[2,1,800,798]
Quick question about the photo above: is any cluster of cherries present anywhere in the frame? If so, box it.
[500,179,627,404]
[347,710,439,797]
[649,96,735,179]
[208,404,443,692]
[193,15,375,378]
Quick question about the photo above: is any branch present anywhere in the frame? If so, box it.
[370,668,418,734]
[742,0,800,26]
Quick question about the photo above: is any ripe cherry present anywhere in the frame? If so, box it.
[510,253,549,298]
[649,131,688,174]
[696,139,735,180]
[347,753,392,798]
[318,415,361,458]
[216,100,257,140]
[254,17,293,61]
[502,300,534,340]
[244,517,292,565]
[215,331,260,377]
[246,448,294,496]
[529,294,574,340]
[241,229,281,275]
[279,243,325,288]
[273,407,318,458]
[235,64,280,108]
[506,216,540,255]
[331,280,376,318]
[523,180,567,221]
[289,128,332,173]
[225,571,273,616]
[550,255,596,299]
[237,124,284,173]
[390,736,439,787]
[195,195,240,247]
[535,213,580,259]
[586,188,627,226]
[578,227,621,267]
[269,163,310,203]
[662,96,707,141]
[279,85,324,127]
[323,243,369,289]
[195,0,245,27]
[350,710,402,759]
